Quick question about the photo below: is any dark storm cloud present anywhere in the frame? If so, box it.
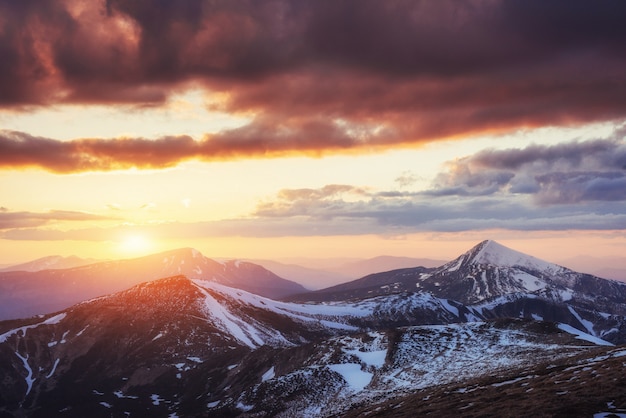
[1,0,626,166]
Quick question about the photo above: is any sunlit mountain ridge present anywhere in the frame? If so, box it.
[0,247,306,320]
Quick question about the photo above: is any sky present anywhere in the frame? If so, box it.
[1,0,626,272]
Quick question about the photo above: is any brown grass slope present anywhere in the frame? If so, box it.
[343,345,626,418]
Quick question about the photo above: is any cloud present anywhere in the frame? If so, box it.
[0,130,198,172]
[2,138,625,240]
[426,137,626,204]
[3,197,625,241]
[1,0,626,166]
[240,138,626,234]
[395,171,420,188]
[0,209,114,230]
[534,172,626,205]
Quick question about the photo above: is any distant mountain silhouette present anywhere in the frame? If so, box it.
[0,255,101,272]
[0,248,306,320]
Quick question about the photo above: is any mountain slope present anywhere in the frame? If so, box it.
[0,255,101,273]
[0,248,307,320]
[0,276,361,417]
[330,255,445,278]
[288,266,434,302]
[232,318,605,417]
[344,344,626,418]
[0,276,611,418]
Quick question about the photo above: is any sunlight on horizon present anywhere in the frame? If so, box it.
[118,234,153,256]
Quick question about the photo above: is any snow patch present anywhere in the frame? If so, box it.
[192,282,264,348]
[558,288,574,301]
[439,299,459,317]
[191,279,369,344]
[15,352,35,396]
[568,306,596,336]
[262,366,275,382]
[45,358,60,379]
[557,323,613,346]
[236,402,254,411]
[0,313,66,343]
[75,325,89,336]
[513,271,546,292]
[114,391,138,399]
[345,350,387,368]
[446,255,465,272]
[328,363,373,392]
[151,394,165,406]
[491,375,533,387]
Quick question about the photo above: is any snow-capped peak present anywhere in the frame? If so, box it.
[467,240,561,272]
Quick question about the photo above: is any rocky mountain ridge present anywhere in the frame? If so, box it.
[295,240,626,344]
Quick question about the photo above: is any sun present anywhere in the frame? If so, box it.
[120,234,152,255]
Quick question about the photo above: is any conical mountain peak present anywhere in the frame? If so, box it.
[464,240,559,272]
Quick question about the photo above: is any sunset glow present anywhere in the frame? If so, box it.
[119,234,153,256]
[1,0,625,280]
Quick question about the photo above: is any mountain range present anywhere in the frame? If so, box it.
[1,240,625,417]
[0,255,102,273]
[0,248,306,320]
[246,255,446,290]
